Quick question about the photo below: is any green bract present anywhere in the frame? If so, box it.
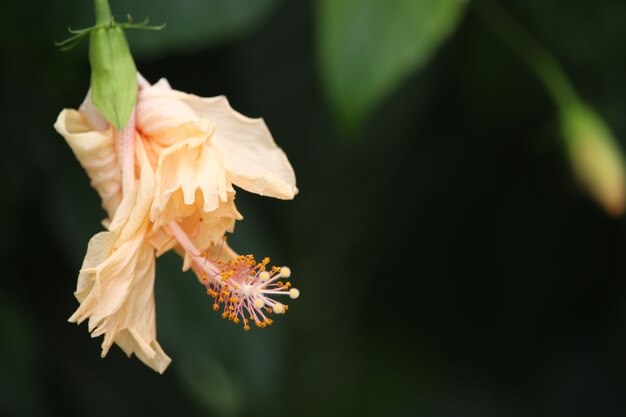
[89,24,137,131]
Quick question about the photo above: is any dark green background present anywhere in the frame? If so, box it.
[2,0,626,416]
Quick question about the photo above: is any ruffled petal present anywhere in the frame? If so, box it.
[54,109,121,218]
[182,95,298,199]
[68,138,171,373]
[146,195,242,271]
[94,239,171,374]
[150,134,232,229]
[137,81,297,200]
[137,84,208,147]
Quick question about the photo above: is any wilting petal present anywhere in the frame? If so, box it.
[54,109,121,218]
[95,239,171,374]
[150,135,232,229]
[146,195,242,270]
[137,80,298,199]
[68,137,171,373]
[182,94,298,199]
[137,85,204,147]
[179,196,243,271]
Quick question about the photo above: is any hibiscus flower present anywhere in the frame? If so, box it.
[54,77,299,373]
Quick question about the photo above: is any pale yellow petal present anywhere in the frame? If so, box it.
[69,227,145,326]
[137,87,211,147]
[54,109,121,218]
[182,95,298,199]
[95,240,171,374]
[137,84,298,199]
[68,138,171,373]
[146,195,243,270]
[148,227,177,257]
[114,134,156,243]
[179,196,243,271]
[150,136,231,229]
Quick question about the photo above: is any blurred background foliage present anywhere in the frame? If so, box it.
[2,0,626,416]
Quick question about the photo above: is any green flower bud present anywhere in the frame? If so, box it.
[561,101,626,216]
[89,23,137,131]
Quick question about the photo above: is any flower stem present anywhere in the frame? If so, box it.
[94,0,112,26]
[116,112,136,199]
[473,0,578,109]
[166,221,220,278]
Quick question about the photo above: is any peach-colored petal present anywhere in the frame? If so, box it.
[94,239,171,374]
[150,134,232,229]
[137,81,298,200]
[179,196,243,271]
[182,94,298,199]
[147,195,242,269]
[54,109,121,218]
[68,137,171,373]
[137,92,203,147]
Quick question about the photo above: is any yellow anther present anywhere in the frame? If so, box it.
[244,325,250,331]
[212,304,219,311]
[221,311,228,319]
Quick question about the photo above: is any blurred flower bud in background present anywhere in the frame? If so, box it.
[560,100,626,216]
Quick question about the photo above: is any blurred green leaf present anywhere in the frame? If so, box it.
[176,355,243,417]
[318,0,467,130]
[72,0,282,57]
[156,246,285,417]
[0,286,45,417]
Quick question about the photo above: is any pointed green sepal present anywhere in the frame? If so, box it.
[89,25,137,130]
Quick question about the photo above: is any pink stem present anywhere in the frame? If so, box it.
[116,111,136,199]
[79,89,136,199]
[166,221,220,278]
